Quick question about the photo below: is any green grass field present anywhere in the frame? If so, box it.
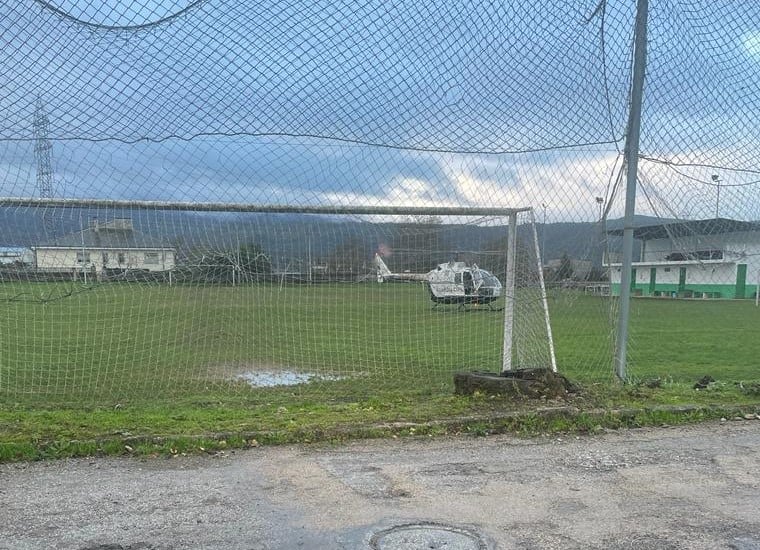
[1,281,759,460]
[1,281,758,406]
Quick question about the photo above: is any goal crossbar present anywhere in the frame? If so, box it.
[0,197,531,217]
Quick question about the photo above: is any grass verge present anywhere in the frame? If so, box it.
[2,379,759,462]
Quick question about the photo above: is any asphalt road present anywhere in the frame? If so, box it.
[2,420,759,549]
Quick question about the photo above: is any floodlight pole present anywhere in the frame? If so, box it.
[615,0,649,382]
[502,212,518,372]
[541,203,547,259]
[712,174,721,218]
[80,213,87,284]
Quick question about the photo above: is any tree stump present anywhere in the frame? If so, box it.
[454,368,579,399]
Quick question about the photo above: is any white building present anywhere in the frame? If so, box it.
[607,218,760,299]
[33,218,175,278]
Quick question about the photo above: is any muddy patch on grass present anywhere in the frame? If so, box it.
[236,370,343,388]
[208,362,345,388]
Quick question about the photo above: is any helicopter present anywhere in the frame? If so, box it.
[374,254,503,308]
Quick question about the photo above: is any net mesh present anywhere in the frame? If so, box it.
[0,210,559,402]
[1,1,758,404]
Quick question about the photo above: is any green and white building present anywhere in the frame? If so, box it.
[607,218,760,299]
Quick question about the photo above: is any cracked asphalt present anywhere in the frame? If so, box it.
[1,420,759,549]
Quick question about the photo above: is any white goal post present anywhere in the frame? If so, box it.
[501,207,557,373]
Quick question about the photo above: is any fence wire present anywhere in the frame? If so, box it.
[0,0,758,404]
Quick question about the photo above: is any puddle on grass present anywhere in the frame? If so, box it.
[236,370,343,388]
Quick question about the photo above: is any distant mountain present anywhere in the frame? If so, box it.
[0,206,676,269]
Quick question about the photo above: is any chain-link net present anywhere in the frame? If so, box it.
[1,0,757,405]
[0,209,562,402]
[603,0,760,383]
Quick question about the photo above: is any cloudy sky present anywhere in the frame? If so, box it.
[2,0,760,222]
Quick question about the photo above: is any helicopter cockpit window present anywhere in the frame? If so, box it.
[482,274,499,287]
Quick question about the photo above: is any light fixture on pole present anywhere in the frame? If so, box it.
[595,196,604,221]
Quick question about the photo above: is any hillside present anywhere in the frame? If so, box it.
[0,206,663,269]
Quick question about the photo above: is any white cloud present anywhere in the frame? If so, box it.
[742,31,760,59]
[637,158,760,221]
[435,150,622,222]
[315,149,626,223]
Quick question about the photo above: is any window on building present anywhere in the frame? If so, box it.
[117,252,125,264]
[76,251,90,264]
[144,252,159,265]
[666,250,723,261]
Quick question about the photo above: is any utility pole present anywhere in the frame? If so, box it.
[34,98,54,200]
[34,98,56,240]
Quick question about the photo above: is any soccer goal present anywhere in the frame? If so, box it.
[1,198,556,402]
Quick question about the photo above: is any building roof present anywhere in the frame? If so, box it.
[34,222,172,250]
[607,218,760,240]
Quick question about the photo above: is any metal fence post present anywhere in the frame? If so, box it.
[615,0,649,381]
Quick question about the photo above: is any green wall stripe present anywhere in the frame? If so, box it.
[736,264,747,299]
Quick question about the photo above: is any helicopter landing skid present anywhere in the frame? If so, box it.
[432,302,502,312]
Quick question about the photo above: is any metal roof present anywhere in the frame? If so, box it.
[607,218,760,240]
[0,246,29,254]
